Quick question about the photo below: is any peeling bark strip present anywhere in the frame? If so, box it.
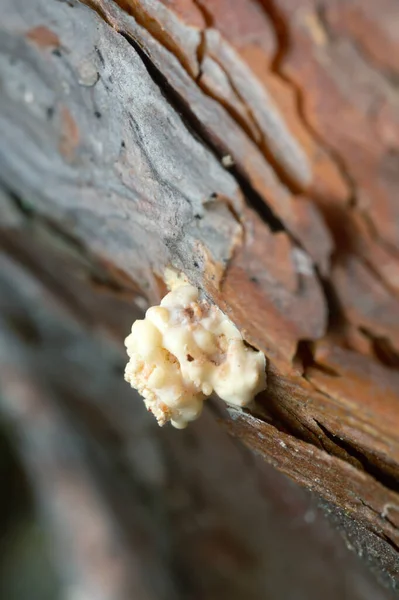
[1,0,399,593]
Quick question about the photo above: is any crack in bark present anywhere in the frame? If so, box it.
[194,0,311,194]
[256,0,399,359]
[275,403,324,449]
[182,0,309,194]
[229,407,399,549]
[257,0,355,206]
[192,0,294,190]
[117,30,285,233]
[98,0,312,195]
[116,23,338,298]
[113,0,201,77]
[315,420,399,495]
[258,0,399,282]
[199,53,263,150]
[240,404,399,548]
[192,0,212,75]
[358,498,399,553]
[263,391,364,470]
[205,53,307,194]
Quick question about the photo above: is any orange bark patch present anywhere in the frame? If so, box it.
[59,106,80,161]
[26,25,60,49]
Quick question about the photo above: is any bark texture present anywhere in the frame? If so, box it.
[1,0,399,597]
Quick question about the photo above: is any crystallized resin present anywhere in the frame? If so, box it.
[124,277,266,428]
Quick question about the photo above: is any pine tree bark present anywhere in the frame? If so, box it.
[1,0,399,597]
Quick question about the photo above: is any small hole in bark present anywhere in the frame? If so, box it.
[187,354,194,362]
[52,48,62,57]
[94,111,102,119]
[193,261,199,268]
[46,106,54,119]
[194,214,202,220]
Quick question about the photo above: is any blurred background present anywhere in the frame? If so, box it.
[0,228,398,600]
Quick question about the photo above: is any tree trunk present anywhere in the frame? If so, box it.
[1,0,399,598]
